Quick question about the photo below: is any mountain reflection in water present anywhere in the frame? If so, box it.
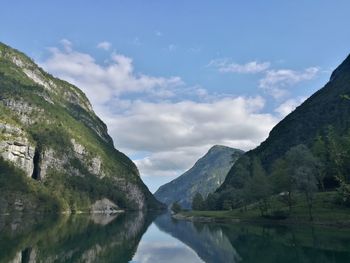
[1,212,350,263]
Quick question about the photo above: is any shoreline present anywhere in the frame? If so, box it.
[173,212,350,228]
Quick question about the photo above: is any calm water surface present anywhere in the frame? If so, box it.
[1,212,350,263]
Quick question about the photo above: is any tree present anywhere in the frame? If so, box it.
[171,202,182,214]
[311,135,327,190]
[270,158,294,212]
[244,158,271,216]
[205,193,218,210]
[286,144,319,220]
[192,193,204,210]
[222,200,232,210]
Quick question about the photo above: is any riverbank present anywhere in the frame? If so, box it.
[174,192,350,228]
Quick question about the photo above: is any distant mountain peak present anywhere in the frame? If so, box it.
[154,145,244,208]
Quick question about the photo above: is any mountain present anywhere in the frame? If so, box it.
[154,145,244,208]
[0,42,162,213]
[215,54,350,206]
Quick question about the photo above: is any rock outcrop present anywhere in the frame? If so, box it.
[0,42,162,212]
[0,123,35,178]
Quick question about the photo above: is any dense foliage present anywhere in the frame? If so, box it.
[209,54,350,217]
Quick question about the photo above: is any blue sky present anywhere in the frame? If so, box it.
[1,1,350,192]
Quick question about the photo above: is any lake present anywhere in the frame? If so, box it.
[1,212,350,263]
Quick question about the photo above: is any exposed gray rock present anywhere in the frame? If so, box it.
[89,156,102,176]
[1,99,44,125]
[0,123,35,178]
[71,138,85,155]
[5,52,93,113]
[40,148,67,179]
[71,138,104,177]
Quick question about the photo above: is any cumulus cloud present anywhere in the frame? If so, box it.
[40,40,279,192]
[259,67,319,99]
[42,42,183,105]
[209,59,270,74]
[275,97,306,117]
[97,41,112,50]
[102,97,277,181]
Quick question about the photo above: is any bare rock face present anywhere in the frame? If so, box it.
[0,123,35,178]
[0,141,35,178]
[39,148,67,179]
[71,139,103,177]
[2,99,44,125]
[9,53,93,113]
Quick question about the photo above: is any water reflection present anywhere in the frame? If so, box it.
[131,224,203,263]
[153,214,240,263]
[1,212,350,263]
[0,212,154,263]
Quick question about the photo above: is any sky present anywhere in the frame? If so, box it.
[1,1,350,192]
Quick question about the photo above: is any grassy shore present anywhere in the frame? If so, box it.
[176,192,350,227]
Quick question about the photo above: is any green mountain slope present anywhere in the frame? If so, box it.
[0,42,162,213]
[215,54,350,207]
[154,145,243,208]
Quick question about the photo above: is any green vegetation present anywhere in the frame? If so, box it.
[0,158,61,213]
[0,212,154,263]
[201,54,350,223]
[0,42,162,212]
[192,193,205,210]
[181,191,350,225]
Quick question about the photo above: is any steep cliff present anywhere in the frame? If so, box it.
[0,42,162,213]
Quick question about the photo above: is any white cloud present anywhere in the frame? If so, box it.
[259,67,319,99]
[97,41,112,51]
[275,97,306,117]
[40,40,279,192]
[41,41,183,105]
[209,59,270,74]
[103,97,277,180]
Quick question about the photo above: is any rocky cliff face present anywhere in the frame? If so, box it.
[0,42,161,213]
[154,145,243,209]
[0,123,35,177]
